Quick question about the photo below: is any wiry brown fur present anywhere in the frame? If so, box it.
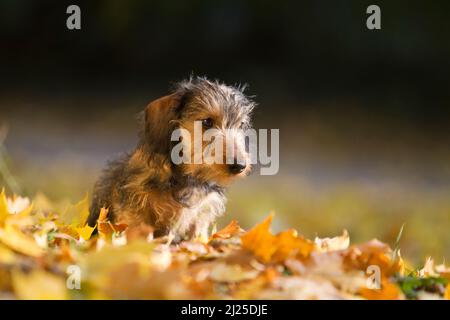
[87,77,256,240]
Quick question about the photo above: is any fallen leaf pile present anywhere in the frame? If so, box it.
[0,190,449,300]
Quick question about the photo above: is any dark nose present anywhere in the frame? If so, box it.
[228,163,246,174]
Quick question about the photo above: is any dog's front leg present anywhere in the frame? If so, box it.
[191,220,210,243]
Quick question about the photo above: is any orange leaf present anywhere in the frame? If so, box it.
[271,229,314,262]
[343,239,404,277]
[241,213,277,262]
[97,207,127,238]
[98,207,109,221]
[359,279,401,300]
[209,220,242,241]
[241,213,314,263]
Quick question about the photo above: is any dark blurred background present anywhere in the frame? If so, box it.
[0,0,449,263]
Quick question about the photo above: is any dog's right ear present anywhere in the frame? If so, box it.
[143,93,181,154]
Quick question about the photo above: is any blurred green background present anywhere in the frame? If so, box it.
[0,0,449,264]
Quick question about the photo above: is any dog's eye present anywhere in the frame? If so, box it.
[202,118,214,129]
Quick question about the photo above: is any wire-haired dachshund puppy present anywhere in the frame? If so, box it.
[87,77,256,241]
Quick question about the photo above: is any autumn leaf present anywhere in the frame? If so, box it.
[209,263,259,283]
[359,279,401,300]
[97,207,127,238]
[271,229,314,262]
[180,241,209,255]
[6,195,32,216]
[0,224,44,257]
[418,257,438,277]
[209,220,242,241]
[0,189,9,225]
[0,187,448,300]
[76,224,96,241]
[232,268,279,299]
[241,213,314,263]
[12,269,68,300]
[343,239,404,277]
[80,240,155,290]
[0,243,16,264]
[98,206,109,221]
[59,193,90,227]
[241,213,278,262]
[435,264,450,280]
[315,230,350,252]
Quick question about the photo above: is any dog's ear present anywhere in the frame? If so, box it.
[143,93,181,154]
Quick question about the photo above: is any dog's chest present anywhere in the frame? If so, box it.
[173,188,226,236]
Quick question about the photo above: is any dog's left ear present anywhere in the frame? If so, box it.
[143,93,181,154]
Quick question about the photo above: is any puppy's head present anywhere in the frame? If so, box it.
[142,77,256,186]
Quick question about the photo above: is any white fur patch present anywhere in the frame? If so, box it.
[172,191,226,240]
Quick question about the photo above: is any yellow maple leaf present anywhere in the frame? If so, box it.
[76,224,96,241]
[241,213,314,263]
[80,240,154,286]
[59,194,90,227]
[12,269,68,300]
[0,224,44,258]
[445,284,450,300]
[0,189,9,225]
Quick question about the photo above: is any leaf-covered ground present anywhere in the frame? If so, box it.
[0,190,449,300]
